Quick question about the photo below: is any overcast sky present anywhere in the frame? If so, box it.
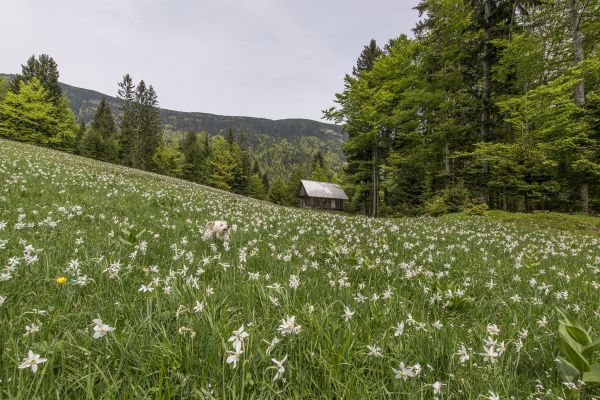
[1,0,420,121]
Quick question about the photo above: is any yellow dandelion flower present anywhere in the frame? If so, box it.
[55,276,67,285]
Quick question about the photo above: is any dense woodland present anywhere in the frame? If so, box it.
[325,0,600,216]
[0,56,336,206]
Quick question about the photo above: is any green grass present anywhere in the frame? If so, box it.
[0,139,599,399]
[473,210,600,236]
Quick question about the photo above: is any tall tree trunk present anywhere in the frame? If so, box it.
[571,0,585,105]
[580,182,589,212]
[571,0,589,212]
[444,140,450,174]
[480,0,493,140]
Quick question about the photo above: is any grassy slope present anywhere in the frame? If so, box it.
[0,140,598,399]
[476,211,600,236]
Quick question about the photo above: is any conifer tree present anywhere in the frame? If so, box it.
[81,98,119,162]
[206,136,237,190]
[247,173,267,200]
[11,54,63,106]
[181,130,206,182]
[117,74,136,165]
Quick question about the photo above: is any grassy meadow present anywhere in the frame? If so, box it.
[0,139,599,399]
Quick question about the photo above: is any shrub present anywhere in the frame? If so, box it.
[465,202,489,216]
[424,195,448,216]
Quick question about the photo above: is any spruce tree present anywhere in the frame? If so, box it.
[117,74,136,165]
[181,130,205,182]
[11,54,63,106]
[86,98,119,162]
[226,128,235,148]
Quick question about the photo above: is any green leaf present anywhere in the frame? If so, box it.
[582,363,600,384]
[554,356,580,382]
[566,325,591,346]
[557,321,591,372]
[584,338,600,356]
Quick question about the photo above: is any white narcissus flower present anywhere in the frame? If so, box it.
[394,322,405,337]
[342,306,355,322]
[455,344,470,363]
[93,319,115,338]
[487,324,500,336]
[18,350,47,373]
[289,274,300,289]
[193,300,205,313]
[271,354,288,381]
[367,345,383,358]
[226,348,243,369]
[487,391,500,400]
[431,381,445,394]
[228,325,250,350]
[0,295,5,307]
[278,316,301,336]
[480,345,499,363]
[392,362,415,381]
[265,337,281,355]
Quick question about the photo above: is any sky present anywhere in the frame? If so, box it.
[0,0,420,121]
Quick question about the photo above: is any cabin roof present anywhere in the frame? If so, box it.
[300,179,348,200]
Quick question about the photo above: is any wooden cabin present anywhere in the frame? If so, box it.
[298,179,348,210]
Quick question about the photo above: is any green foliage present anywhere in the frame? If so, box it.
[78,128,104,159]
[423,195,448,217]
[424,185,469,216]
[269,178,294,205]
[555,309,600,385]
[180,130,208,182]
[206,135,237,190]
[246,173,267,200]
[0,78,75,147]
[1,55,76,151]
[79,99,120,162]
[0,76,8,101]
[326,0,600,216]
[118,227,146,246]
[310,160,330,182]
[464,202,489,216]
[152,145,184,177]
[11,54,63,105]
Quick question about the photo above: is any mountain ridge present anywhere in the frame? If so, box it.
[1,73,343,140]
[1,73,346,176]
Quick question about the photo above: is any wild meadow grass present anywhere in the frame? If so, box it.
[0,139,599,399]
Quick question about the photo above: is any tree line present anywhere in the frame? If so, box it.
[325,0,600,216]
[0,55,336,205]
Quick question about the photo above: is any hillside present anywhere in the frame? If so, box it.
[66,81,342,138]
[0,139,598,398]
[0,74,346,176]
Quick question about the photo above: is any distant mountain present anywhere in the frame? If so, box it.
[58,81,345,143]
[1,74,346,176]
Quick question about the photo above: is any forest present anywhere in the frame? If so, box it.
[0,56,336,206]
[325,0,600,216]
